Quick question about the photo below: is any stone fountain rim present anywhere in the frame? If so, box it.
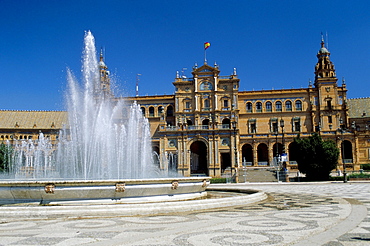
[0,176,211,186]
[0,187,267,219]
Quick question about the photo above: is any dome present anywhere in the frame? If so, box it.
[319,47,329,54]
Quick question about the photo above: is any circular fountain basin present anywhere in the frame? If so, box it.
[0,177,210,205]
[0,185,267,220]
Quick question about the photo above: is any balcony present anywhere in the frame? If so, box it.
[159,124,232,132]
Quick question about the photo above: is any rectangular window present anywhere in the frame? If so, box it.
[223,100,228,108]
[185,101,191,109]
[250,123,256,133]
[272,122,278,133]
[339,96,343,105]
[328,116,332,124]
[294,121,301,132]
[327,100,332,110]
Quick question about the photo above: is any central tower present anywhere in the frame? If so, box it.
[312,37,348,132]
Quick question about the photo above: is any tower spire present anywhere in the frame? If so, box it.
[314,35,336,83]
[98,47,112,98]
[100,47,104,62]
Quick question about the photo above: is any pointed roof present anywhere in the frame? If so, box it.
[318,37,330,55]
[99,48,107,69]
[314,36,336,81]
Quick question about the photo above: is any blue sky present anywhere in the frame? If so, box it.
[1,0,369,110]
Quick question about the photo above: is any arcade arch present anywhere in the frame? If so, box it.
[190,141,208,175]
[341,140,353,163]
[257,143,268,165]
[242,144,253,166]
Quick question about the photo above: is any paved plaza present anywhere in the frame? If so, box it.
[0,182,369,245]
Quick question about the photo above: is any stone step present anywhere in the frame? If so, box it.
[237,168,279,183]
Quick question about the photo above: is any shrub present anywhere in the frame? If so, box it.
[210,178,227,183]
[360,164,370,171]
[348,173,370,179]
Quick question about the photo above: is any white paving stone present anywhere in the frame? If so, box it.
[0,182,369,245]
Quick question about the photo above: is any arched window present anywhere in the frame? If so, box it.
[149,106,154,117]
[166,105,174,116]
[202,119,210,129]
[275,101,282,112]
[266,101,272,112]
[326,99,332,110]
[204,99,210,109]
[158,106,164,115]
[285,101,292,111]
[222,118,231,129]
[141,107,145,116]
[295,100,302,111]
[256,102,262,112]
[246,102,252,113]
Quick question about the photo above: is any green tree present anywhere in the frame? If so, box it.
[294,133,339,181]
[0,143,12,172]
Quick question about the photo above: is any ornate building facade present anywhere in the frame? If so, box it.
[1,40,369,179]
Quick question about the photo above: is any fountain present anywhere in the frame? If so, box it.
[0,31,210,205]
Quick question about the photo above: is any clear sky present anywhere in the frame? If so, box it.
[1,0,369,111]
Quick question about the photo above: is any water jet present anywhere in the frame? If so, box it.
[0,31,210,204]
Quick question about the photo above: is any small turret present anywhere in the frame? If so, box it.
[98,48,112,99]
[314,37,336,82]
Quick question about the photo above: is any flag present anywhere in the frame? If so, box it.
[204,42,211,50]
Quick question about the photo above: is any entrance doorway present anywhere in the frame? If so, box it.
[257,143,268,165]
[241,144,253,166]
[190,141,208,175]
[342,140,353,163]
[221,152,231,172]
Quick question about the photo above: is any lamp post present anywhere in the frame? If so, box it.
[232,120,237,182]
[275,128,279,162]
[275,125,280,182]
[280,119,285,154]
[280,119,286,181]
[339,118,347,183]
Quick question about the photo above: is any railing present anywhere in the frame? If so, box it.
[219,124,231,129]
[187,125,208,130]
[242,162,253,166]
[160,124,233,131]
[165,126,178,131]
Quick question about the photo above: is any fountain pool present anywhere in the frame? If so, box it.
[0,31,210,204]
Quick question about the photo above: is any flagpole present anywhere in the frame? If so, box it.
[204,48,207,64]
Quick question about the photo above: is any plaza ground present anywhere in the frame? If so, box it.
[0,182,369,245]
